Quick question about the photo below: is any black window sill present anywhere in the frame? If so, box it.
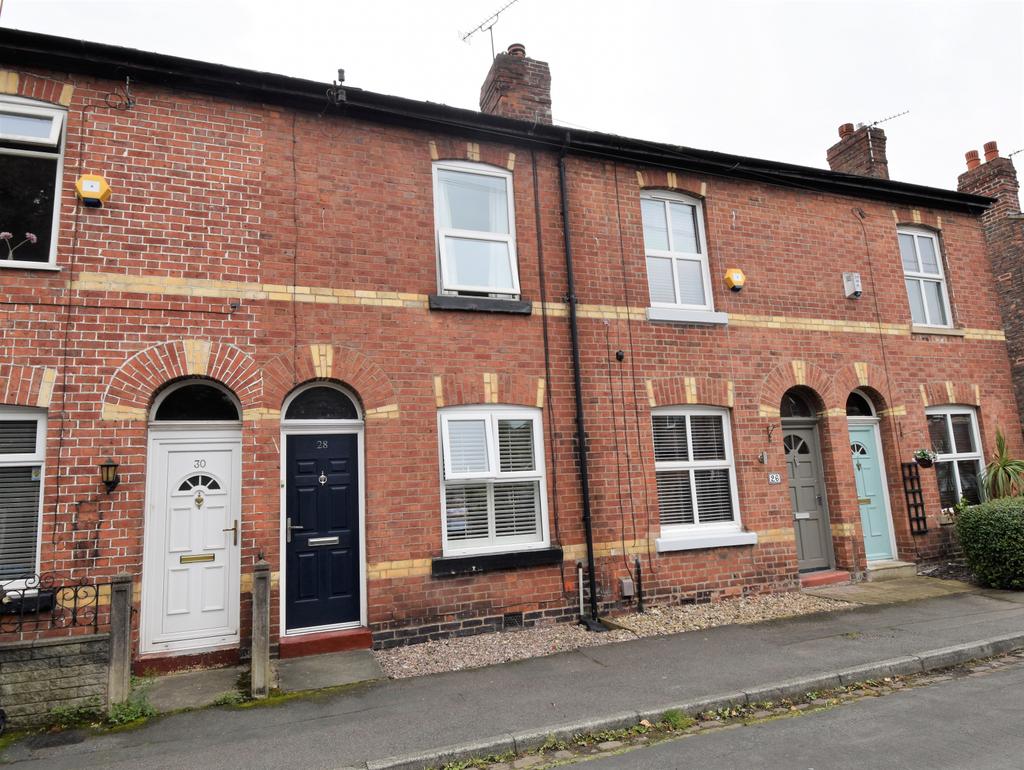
[428,294,532,315]
[432,546,563,577]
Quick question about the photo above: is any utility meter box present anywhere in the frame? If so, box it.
[843,271,863,299]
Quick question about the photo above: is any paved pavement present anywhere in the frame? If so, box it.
[3,587,1023,769]
[577,653,1024,769]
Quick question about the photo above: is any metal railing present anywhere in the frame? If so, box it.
[0,573,102,634]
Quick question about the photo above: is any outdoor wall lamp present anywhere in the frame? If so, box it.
[99,458,121,493]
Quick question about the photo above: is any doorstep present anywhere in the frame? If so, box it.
[865,560,918,582]
[133,646,240,676]
[799,569,852,588]
[278,627,373,659]
[275,649,384,692]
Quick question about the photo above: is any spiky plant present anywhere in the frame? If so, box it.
[983,428,1024,500]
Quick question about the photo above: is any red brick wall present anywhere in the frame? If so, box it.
[2,65,1020,654]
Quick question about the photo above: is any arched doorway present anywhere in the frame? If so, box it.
[781,387,834,572]
[280,382,365,635]
[141,379,243,655]
[846,390,897,561]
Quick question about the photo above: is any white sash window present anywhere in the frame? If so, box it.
[439,406,548,555]
[0,408,46,580]
[899,227,952,328]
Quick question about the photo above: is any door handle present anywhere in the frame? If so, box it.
[286,516,304,544]
[222,519,238,547]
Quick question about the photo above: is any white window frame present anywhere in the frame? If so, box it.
[432,160,520,297]
[0,406,47,584]
[899,226,952,328]
[438,405,549,557]
[642,191,715,313]
[925,405,984,508]
[0,96,66,270]
[652,406,756,552]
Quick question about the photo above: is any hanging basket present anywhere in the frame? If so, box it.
[915,456,934,468]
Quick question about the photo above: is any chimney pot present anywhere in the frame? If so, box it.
[507,43,526,58]
[984,141,1000,162]
[965,150,981,170]
[838,123,854,139]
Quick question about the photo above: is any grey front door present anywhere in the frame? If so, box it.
[783,425,832,571]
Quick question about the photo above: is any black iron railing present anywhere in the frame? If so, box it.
[0,573,102,634]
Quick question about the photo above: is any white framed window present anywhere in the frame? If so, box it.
[642,191,714,311]
[0,96,65,268]
[438,405,548,556]
[899,227,952,328]
[433,161,519,297]
[926,406,983,509]
[652,407,752,551]
[0,407,47,581]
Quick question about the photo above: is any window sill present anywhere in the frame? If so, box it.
[655,530,757,553]
[646,307,729,326]
[0,261,61,272]
[429,294,532,315]
[911,325,965,337]
[432,546,562,577]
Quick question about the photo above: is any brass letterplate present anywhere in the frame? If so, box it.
[857,497,871,504]
[180,553,215,564]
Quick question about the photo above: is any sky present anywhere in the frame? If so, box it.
[1,0,1022,190]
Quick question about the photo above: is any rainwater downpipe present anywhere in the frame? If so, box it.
[558,147,603,630]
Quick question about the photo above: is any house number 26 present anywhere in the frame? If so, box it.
[768,472,782,485]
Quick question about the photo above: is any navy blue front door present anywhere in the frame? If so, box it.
[285,433,359,630]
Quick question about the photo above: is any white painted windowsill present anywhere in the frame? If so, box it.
[656,530,758,553]
[646,307,729,325]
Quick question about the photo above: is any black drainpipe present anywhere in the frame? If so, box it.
[558,147,604,631]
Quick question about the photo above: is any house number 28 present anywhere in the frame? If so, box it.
[316,440,328,449]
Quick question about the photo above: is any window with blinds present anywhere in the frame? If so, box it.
[652,408,739,530]
[439,408,547,555]
[641,191,713,311]
[0,410,45,580]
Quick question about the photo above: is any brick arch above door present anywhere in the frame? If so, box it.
[262,345,399,421]
[757,360,838,417]
[101,339,262,422]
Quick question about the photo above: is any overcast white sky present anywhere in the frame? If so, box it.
[2,0,1022,189]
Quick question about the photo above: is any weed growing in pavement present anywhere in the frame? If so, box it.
[660,709,695,731]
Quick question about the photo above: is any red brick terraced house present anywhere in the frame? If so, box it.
[0,29,1021,669]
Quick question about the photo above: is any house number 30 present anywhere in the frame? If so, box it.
[193,459,207,468]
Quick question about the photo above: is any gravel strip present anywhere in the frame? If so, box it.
[374,593,853,679]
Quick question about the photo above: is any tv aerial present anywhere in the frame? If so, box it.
[460,0,521,59]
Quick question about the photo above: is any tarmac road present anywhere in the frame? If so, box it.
[575,657,1024,769]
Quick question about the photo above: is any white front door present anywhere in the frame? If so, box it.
[142,430,241,654]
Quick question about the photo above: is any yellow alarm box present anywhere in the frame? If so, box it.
[725,268,746,291]
[75,174,112,208]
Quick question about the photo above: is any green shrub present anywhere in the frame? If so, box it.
[983,428,1024,499]
[956,497,1024,589]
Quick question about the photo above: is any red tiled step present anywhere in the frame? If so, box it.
[278,627,373,659]
[800,569,852,588]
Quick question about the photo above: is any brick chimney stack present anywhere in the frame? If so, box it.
[826,122,890,179]
[958,140,1024,427]
[480,43,552,125]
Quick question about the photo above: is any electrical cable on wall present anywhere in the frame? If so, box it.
[529,150,565,591]
[604,321,634,583]
[853,206,921,563]
[611,162,656,573]
[290,113,300,385]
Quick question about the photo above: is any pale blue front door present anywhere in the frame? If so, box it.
[848,423,894,561]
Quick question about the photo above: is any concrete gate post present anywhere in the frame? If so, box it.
[250,560,271,699]
[107,573,133,706]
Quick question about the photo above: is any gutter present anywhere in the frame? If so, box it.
[0,28,994,215]
[557,148,603,631]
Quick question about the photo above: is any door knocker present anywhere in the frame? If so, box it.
[194,491,205,509]
[318,471,328,486]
